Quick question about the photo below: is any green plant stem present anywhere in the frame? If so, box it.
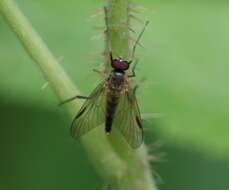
[0,0,124,182]
[105,0,157,190]
[105,0,130,59]
[0,0,157,189]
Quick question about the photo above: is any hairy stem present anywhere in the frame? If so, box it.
[105,0,157,190]
[0,0,157,189]
[0,0,124,183]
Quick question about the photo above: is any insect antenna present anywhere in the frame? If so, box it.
[130,20,149,61]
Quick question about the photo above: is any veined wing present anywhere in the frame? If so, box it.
[71,82,106,139]
[113,85,143,148]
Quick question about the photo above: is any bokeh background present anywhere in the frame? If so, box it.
[1,0,229,190]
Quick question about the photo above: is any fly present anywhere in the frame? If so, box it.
[61,19,149,149]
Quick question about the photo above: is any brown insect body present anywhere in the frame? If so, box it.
[63,19,149,148]
[105,70,126,133]
[69,57,144,148]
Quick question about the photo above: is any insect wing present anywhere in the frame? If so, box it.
[71,82,106,139]
[113,86,143,148]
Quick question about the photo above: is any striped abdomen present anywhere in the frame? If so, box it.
[105,70,125,133]
[105,91,120,133]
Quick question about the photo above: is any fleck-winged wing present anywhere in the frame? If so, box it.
[71,82,106,139]
[113,86,143,148]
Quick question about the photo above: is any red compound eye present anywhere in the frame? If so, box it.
[111,58,129,70]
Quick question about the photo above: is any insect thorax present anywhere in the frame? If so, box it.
[107,70,126,92]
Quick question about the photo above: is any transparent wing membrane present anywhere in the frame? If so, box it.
[71,82,106,138]
[113,86,143,148]
[71,80,143,148]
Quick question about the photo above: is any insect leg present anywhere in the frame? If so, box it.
[109,51,113,62]
[133,85,139,96]
[104,6,109,33]
[130,21,149,60]
[127,84,139,104]
[93,69,108,77]
[59,95,90,106]
[128,59,139,78]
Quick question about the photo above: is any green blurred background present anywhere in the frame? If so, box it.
[1,0,229,189]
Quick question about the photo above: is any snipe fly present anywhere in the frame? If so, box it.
[61,20,149,148]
